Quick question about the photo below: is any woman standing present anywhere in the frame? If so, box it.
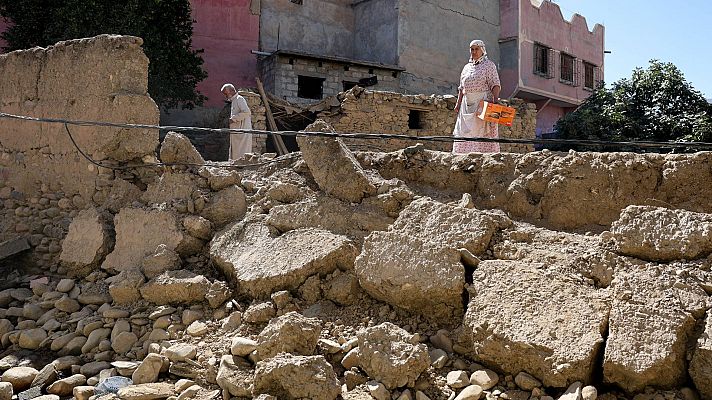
[453,40,502,154]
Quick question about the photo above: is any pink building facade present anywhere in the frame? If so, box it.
[499,0,605,137]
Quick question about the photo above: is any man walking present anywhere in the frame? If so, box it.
[221,83,253,160]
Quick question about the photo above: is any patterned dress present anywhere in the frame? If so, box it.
[452,59,501,154]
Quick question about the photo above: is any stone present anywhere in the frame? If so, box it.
[29,395,59,400]
[558,382,583,400]
[341,347,360,370]
[690,313,712,400]
[201,185,247,227]
[230,337,257,357]
[253,353,340,400]
[215,355,253,398]
[603,265,709,392]
[176,385,200,400]
[416,391,431,400]
[464,260,609,388]
[0,319,13,337]
[205,281,231,309]
[30,364,57,390]
[47,374,87,396]
[132,353,165,385]
[141,245,181,279]
[82,328,112,354]
[2,367,38,391]
[163,344,197,362]
[18,328,47,350]
[141,172,196,205]
[0,382,11,400]
[581,386,597,400]
[23,304,45,320]
[73,386,95,400]
[112,332,139,355]
[160,132,205,165]
[255,311,322,360]
[61,336,88,356]
[323,271,361,306]
[357,322,430,390]
[446,371,470,389]
[56,278,75,293]
[55,295,81,312]
[174,380,194,393]
[297,120,376,203]
[182,216,212,241]
[429,348,448,369]
[469,370,498,390]
[181,310,203,326]
[211,222,357,298]
[140,270,211,305]
[79,361,112,377]
[52,356,81,371]
[366,380,389,400]
[454,386,484,400]
[221,311,242,331]
[102,208,184,273]
[201,167,241,191]
[514,372,541,391]
[186,321,208,337]
[60,208,113,277]
[429,329,454,354]
[609,206,712,261]
[356,198,511,319]
[318,338,341,354]
[116,383,175,400]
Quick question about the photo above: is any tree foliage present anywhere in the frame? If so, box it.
[555,60,712,151]
[0,0,207,110]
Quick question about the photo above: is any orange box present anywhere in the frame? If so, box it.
[477,101,516,126]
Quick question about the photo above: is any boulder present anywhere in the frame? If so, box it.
[47,374,86,396]
[141,172,196,205]
[603,264,710,392]
[182,216,212,241]
[357,322,430,390]
[18,328,47,350]
[1,367,39,391]
[141,245,181,279]
[30,364,57,390]
[116,382,175,400]
[201,185,247,227]
[255,312,322,360]
[108,270,146,305]
[159,132,204,165]
[60,208,113,277]
[252,354,340,400]
[132,353,165,385]
[356,197,511,319]
[211,222,357,298]
[139,270,211,305]
[690,313,712,400]
[609,205,712,261]
[199,166,241,191]
[230,337,257,357]
[297,120,376,203]
[112,332,139,355]
[162,343,197,362]
[216,355,253,398]
[464,260,609,388]
[102,208,184,273]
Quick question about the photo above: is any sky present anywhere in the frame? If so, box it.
[550,0,712,99]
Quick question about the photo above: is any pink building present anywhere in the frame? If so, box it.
[499,0,605,136]
[190,0,259,107]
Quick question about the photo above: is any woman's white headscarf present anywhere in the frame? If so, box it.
[469,40,488,64]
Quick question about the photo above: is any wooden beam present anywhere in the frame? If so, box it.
[256,78,289,156]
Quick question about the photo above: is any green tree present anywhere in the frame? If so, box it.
[0,0,207,110]
[555,60,712,150]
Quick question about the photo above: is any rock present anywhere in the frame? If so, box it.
[47,374,87,396]
[30,395,59,400]
[61,336,88,356]
[690,313,712,400]
[581,386,597,400]
[558,382,582,400]
[318,338,341,354]
[357,322,430,390]
[253,353,340,400]
[60,208,113,277]
[366,380,389,400]
[116,382,175,400]
[139,270,211,305]
[230,337,257,357]
[182,216,212,241]
[162,344,197,362]
[112,332,139,355]
[18,328,47,350]
[82,328,111,354]
[174,380,194,393]
[0,320,13,337]
[215,355,253,398]
[176,384,200,400]
[464,260,609,388]
[429,329,454,354]
[2,367,38,391]
[0,382,12,400]
[160,132,204,165]
[181,310,203,326]
[52,356,81,371]
[356,198,511,319]
[429,349,447,369]
[186,321,208,337]
[446,371,469,389]
[255,311,322,360]
[79,361,111,377]
[102,208,184,273]
[56,279,76,293]
[211,222,357,298]
[469,370,498,390]
[132,354,165,385]
[105,270,145,305]
[141,245,181,279]
[609,206,712,261]
[454,386,484,400]
[341,347,360,370]
[201,167,241,191]
[297,120,376,203]
[73,386,95,400]
[323,271,360,306]
[201,185,247,227]
[142,172,196,205]
[603,265,709,392]
[23,304,45,320]
[221,311,242,331]
[30,364,57,390]
[54,295,81,312]
[514,372,541,391]
[416,391,431,400]
[206,281,231,309]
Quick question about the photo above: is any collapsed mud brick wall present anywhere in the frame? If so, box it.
[0,35,159,267]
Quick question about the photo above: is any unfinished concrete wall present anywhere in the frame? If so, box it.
[353,0,399,65]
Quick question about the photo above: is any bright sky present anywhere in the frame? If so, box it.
[551,0,712,98]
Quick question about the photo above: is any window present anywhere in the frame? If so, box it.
[343,81,359,91]
[584,62,596,90]
[408,110,424,129]
[560,53,577,85]
[297,75,324,100]
[533,43,553,78]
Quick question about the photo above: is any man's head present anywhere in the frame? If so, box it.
[221,83,237,100]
